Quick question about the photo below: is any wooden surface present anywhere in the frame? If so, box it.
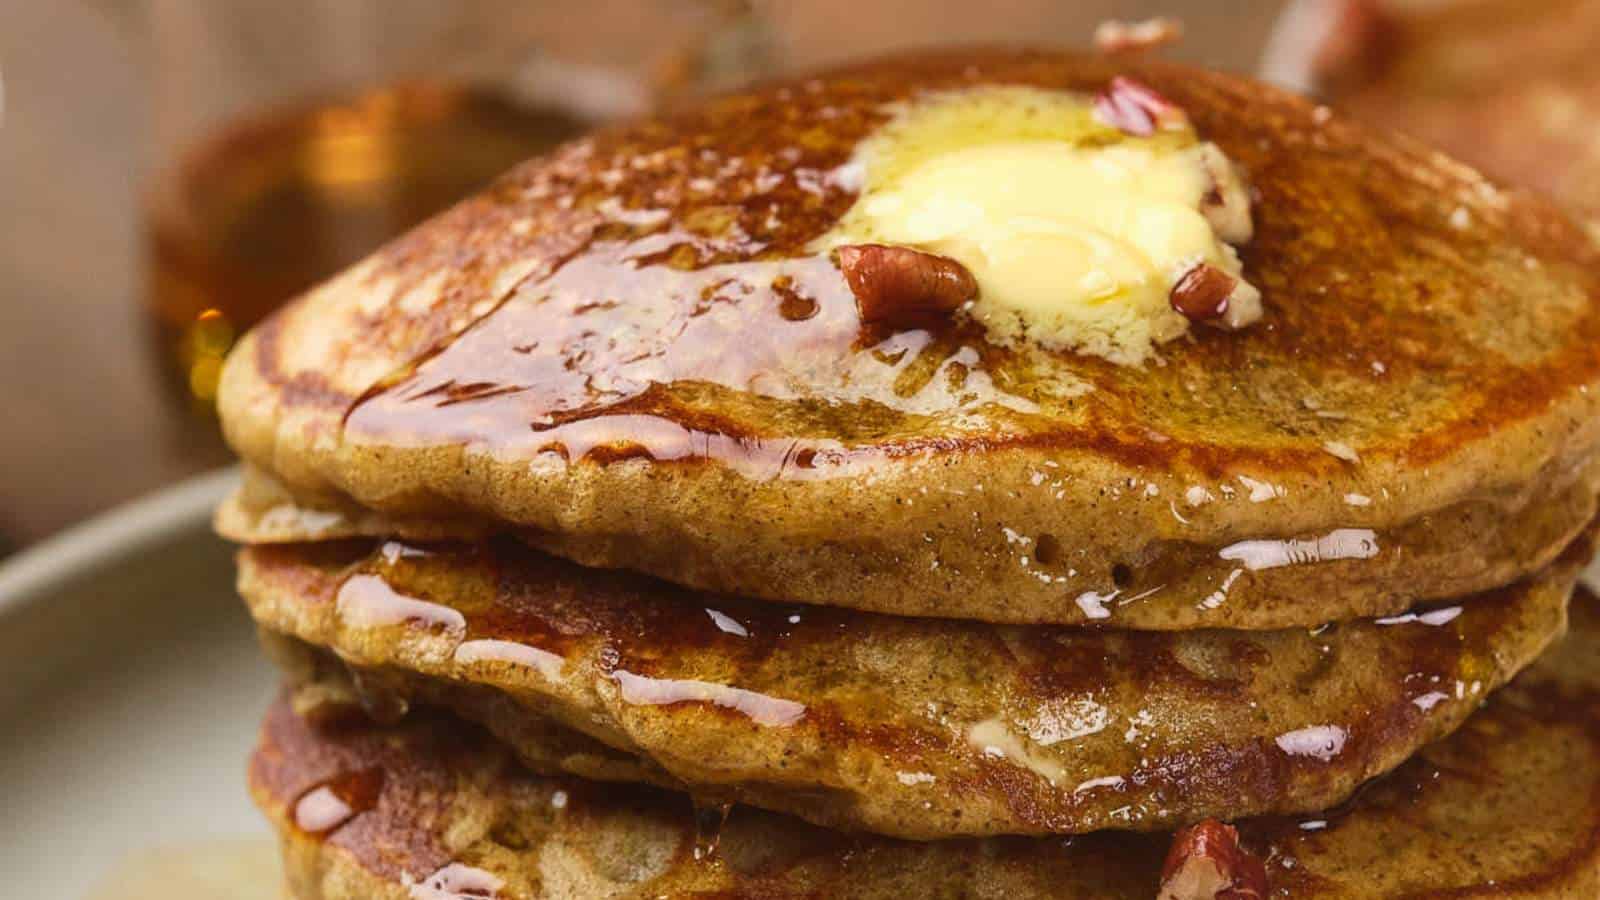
[0,0,1285,549]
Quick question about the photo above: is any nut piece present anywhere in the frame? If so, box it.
[1170,263,1237,322]
[1158,820,1269,900]
[836,243,977,327]
[1094,17,1185,54]
[1094,77,1190,137]
[1217,278,1263,330]
[1196,143,1254,244]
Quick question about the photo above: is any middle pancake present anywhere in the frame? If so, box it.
[239,535,1582,839]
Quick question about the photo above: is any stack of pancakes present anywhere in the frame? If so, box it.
[216,50,1600,898]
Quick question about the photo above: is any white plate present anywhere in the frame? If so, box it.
[0,467,282,898]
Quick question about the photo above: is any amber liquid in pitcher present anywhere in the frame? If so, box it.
[145,82,589,412]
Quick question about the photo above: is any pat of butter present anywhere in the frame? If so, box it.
[820,87,1259,364]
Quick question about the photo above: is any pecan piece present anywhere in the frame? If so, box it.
[1158,820,1268,900]
[1169,263,1237,322]
[1094,17,1184,55]
[836,243,976,328]
[1196,143,1255,245]
[1094,76,1189,137]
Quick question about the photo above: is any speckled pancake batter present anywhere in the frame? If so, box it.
[218,49,1600,627]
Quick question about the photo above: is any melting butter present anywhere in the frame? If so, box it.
[819,86,1260,364]
[967,716,1067,784]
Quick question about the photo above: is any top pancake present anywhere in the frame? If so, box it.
[218,48,1600,626]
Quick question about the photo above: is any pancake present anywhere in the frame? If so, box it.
[216,49,1600,628]
[1263,0,1600,231]
[237,531,1582,839]
[250,587,1600,899]
[222,455,1600,632]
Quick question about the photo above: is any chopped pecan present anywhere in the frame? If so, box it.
[1169,263,1237,322]
[1094,17,1184,55]
[836,243,976,328]
[1196,143,1254,245]
[1094,76,1189,137]
[1159,820,1268,900]
[1218,278,1263,330]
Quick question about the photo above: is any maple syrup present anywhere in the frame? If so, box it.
[292,767,385,837]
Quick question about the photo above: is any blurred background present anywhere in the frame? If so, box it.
[0,0,1290,556]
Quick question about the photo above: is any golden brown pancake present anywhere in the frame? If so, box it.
[251,587,1600,898]
[1266,0,1600,230]
[237,532,1581,838]
[223,455,1600,633]
[217,49,1600,628]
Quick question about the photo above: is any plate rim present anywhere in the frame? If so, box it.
[0,465,239,616]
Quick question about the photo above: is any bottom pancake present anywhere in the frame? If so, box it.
[251,590,1600,899]
[239,533,1584,838]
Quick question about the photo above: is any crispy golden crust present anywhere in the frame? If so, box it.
[219,48,1600,626]
[253,589,1600,899]
[237,532,1582,838]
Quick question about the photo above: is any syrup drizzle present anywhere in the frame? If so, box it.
[292,768,384,838]
[453,638,564,679]
[336,573,466,636]
[613,670,806,727]
[344,231,1040,479]
[692,799,734,861]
